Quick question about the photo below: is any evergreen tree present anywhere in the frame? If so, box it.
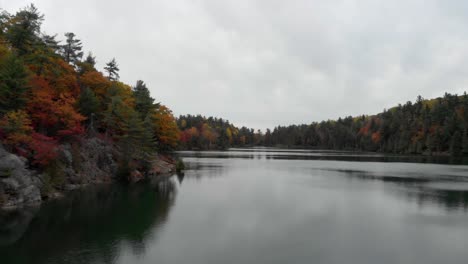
[104,58,119,81]
[77,52,97,74]
[77,87,99,120]
[61,32,83,66]
[0,4,44,55]
[0,51,30,115]
[84,52,96,66]
[41,34,60,53]
[133,80,157,118]
[117,111,156,178]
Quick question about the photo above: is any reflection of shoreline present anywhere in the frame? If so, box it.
[335,168,468,211]
[0,206,39,247]
[177,150,468,165]
[0,179,177,264]
[391,184,468,211]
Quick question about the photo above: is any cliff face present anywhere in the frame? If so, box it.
[58,138,119,190]
[0,137,175,209]
[0,145,41,208]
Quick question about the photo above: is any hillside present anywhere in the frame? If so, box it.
[0,5,179,208]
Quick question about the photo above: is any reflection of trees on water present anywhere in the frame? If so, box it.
[0,179,177,264]
[179,150,468,165]
[267,154,468,165]
[395,185,468,211]
[337,168,468,211]
[183,161,226,180]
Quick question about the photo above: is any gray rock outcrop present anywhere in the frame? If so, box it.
[0,145,41,209]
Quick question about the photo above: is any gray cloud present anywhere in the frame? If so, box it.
[2,0,468,129]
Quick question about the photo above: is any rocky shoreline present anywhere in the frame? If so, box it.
[0,138,176,210]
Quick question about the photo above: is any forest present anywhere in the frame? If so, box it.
[177,94,468,156]
[0,5,179,178]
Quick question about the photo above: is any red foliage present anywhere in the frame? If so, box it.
[57,125,85,137]
[371,131,381,144]
[29,133,58,166]
[359,123,371,136]
[179,127,199,143]
[179,130,191,143]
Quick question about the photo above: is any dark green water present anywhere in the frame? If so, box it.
[1,148,468,264]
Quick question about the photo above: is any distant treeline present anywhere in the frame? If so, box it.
[177,115,261,149]
[178,93,468,156]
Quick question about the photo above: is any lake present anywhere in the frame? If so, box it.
[1,148,468,264]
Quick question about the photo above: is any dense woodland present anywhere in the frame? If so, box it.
[0,5,179,177]
[177,94,468,156]
[264,94,468,156]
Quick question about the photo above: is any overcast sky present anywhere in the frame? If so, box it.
[2,0,468,129]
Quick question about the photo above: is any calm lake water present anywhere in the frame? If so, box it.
[2,148,468,264]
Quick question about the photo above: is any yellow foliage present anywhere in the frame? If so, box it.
[153,105,180,149]
[0,110,33,146]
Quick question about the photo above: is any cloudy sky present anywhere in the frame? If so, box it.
[2,0,468,129]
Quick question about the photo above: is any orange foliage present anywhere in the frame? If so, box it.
[371,131,381,144]
[27,76,85,137]
[50,58,80,96]
[359,123,371,136]
[80,71,111,98]
[153,105,180,149]
[111,82,135,108]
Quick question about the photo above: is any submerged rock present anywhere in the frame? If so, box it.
[149,155,176,177]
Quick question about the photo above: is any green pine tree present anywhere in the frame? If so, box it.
[0,52,30,115]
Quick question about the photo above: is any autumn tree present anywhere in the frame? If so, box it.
[27,76,85,138]
[29,132,58,166]
[80,70,111,99]
[0,110,33,149]
[153,105,179,151]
